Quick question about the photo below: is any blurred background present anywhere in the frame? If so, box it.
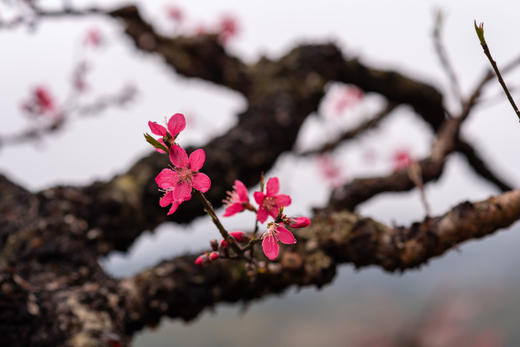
[1,0,520,346]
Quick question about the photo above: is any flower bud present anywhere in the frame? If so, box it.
[289,216,311,228]
[210,239,219,251]
[209,252,219,261]
[194,255,206,266]
[230,231,245,242]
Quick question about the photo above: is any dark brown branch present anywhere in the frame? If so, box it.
[328,116,461,211]
[455,138,514,191]
[114,188,520,336]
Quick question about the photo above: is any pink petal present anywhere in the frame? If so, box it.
[289,217,311,228]
[173,181,192,201]
[167,200,182,215]
[276,225,296,244]
[160,191,173,207]
[262,233,279,260]
[155,169,179,189]
[223,203,244,217]
[169,144,189,167]
[167,113,186,137]
[266,177,279,196]
[148,121,167,136]
[267,206,280,219]
[275,194,292,207]
[256,207,269,223]
[192,172,211,193]
[189,149,206,171]
[234,180,248,202]
[253,191,265,205]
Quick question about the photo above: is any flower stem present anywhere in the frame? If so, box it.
[196,190,243,256]
[474,21,520,122]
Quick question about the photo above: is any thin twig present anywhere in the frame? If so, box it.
[433,9,463,104]
[474,20,520,122]
[196,190,243,257]
[299,102,398,156]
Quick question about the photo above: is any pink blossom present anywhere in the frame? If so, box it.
[334,85,363,115]
[262,222,296,260]
[209,252,219,261]
[84,28,102,47]
[165,5,183,23]
[21,86,58,118]
[155,147,211,215]
[218,15,239,43]
[392,149,413,171]
[317,154,344,188]
[34,87,55,113]
[253,177,291,223]
[223,180,250,217]
[148,113,186,154]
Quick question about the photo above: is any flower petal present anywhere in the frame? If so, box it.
[169,144,189,167]
[256,207,269,223]
[253,191,265,205]
[155,169,178,189]
[266,177,280,196]
[167,113,186,137]
[148,121,167,136]
[192,172,211,193]
[234,180,248,202]
[159,191,173,207]
[167,200,182,215]
[189,149,205,171]
[262,233,279,260]
[173,181,192,201]
[275,194,292,207]
[276,225,296,244]
[223,203,244,217]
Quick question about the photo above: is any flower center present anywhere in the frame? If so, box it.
[263,196,277,211]
[175,167,193,183]
[224,190,239,206]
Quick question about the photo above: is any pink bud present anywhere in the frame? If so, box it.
[220,239,228,249]
[289,217,311,228]
[194,255,206,266]
[230,231,245,242]
[209,252,219,261]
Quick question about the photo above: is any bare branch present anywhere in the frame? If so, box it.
[299,102,398,156]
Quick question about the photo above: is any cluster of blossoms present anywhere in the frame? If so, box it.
[161,4,239,44]
[148,113,211,215]
[222,177,310,260]
[146,113,309,265]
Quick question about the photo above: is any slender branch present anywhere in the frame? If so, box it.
[299,102,398,156]
[196,191,243,256]
[433,10,463,104]
[474,21,520,122]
